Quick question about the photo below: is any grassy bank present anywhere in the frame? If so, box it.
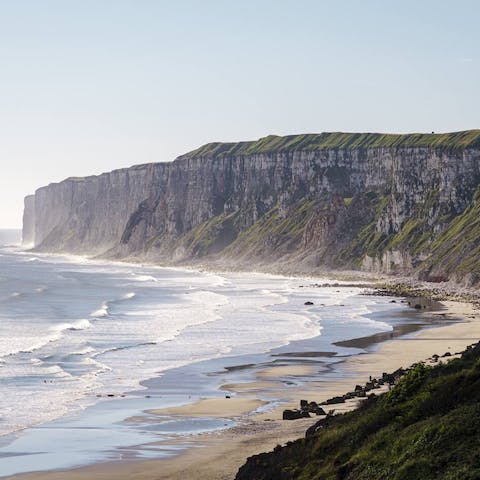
[236,341,480,480]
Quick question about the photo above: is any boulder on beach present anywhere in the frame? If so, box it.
[283,409,311,420]
[323,396,345,405]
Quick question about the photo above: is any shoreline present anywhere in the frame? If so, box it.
[7,295,479,480]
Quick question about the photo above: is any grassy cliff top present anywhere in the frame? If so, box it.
[182,130,480,158]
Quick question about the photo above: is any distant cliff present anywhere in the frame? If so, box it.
[23,130,480,284]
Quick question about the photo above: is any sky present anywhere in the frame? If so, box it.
[0,0,479,228]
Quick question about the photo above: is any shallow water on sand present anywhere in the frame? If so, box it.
[0,242,431,476]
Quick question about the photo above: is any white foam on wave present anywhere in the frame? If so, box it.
[89,292,135,318]
[24,257,39,263]
[338,298,393,332]
[0,245,411,440]
[90,303,109,318]
[50,319,92,333]
[184,289,230,307]
[41,364,72,378]
[71,346,96,356]
[0,335,55,358]
[131,274,158,282]
[348,314,393,331]
[81,357,112,373]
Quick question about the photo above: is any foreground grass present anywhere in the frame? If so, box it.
[236,343,480,480]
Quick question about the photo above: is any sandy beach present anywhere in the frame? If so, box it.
[7,297,479,480]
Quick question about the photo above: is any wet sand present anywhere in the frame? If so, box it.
[8,299,479,480]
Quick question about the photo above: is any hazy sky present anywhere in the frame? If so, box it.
[1,0,479,228]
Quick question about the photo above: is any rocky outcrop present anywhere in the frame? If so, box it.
[23,131,480,283]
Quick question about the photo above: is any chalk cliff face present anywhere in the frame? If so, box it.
[27,164,169,255]
[22,195,35,245]
[23,131,480,284]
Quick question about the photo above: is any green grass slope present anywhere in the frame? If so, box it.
[420,186,480,283]
[235,343,480,480]
[182,130,480,158]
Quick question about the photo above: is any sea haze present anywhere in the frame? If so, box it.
[0,229,21,246]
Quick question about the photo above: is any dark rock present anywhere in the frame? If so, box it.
[283,409,311,420]
[300,399,308,409]
[324,396,345,405]
[305,418,328,436]
[414,304,422,309]
[305,411,336,437]
[304,301,314,306]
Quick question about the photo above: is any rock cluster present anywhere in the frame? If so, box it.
[282,400,326,420]
[282,367,410,430]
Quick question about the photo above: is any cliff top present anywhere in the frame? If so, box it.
[182,129,480,158]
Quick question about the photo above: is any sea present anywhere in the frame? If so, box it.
[0,229,439,476]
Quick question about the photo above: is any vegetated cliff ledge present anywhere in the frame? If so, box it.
[23,130,480,285]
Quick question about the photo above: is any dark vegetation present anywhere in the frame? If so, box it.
[235,342,480,480]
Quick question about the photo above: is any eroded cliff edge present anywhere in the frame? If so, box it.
[23,130,480,285]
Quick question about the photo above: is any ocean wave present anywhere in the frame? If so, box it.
[3,338,54,356]
[89,292,136,318]
[90,303,109,318]
[50,319,92,333]
[71,346,96,356]
[81,357,112,373]
[41,364,72,378]
[184,289,230,307]
[93,341,157,358]
[131,274,158,282]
